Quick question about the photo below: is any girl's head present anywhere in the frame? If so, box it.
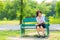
[36,10,42,17]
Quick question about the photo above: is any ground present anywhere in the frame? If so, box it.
[7,31,60,40]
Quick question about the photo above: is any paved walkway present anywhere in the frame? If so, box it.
[0,24,60,30]
[0,24,20,30]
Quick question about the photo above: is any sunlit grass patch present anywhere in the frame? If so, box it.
[49,17,60,24]
[0,20,19,25]
[0,30,20,40]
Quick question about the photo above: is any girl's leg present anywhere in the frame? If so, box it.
[41,26,45,36]
[36,26,41,36]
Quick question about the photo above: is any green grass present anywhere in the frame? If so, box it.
[0,30,20,40]
[0,20,19,25]
[49,18,60,24]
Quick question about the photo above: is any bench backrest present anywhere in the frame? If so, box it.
[23,17,36,22]
[22,17,49,24]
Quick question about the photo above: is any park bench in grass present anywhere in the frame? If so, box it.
[21,17,50,37]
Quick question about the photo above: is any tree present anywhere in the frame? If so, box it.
[55,2,60,18]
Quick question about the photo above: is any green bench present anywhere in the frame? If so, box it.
[21,17,50,37]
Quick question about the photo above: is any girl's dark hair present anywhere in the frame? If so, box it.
[36,10,42,17]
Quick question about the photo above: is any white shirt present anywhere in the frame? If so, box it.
[36,15,45,24]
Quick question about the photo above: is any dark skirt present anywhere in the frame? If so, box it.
[36,23,46,28]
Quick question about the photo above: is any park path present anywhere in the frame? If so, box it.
[0,24,60,30]
[0,24,20,30]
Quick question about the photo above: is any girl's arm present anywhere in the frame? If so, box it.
[42,16,45,23]
[36,17,40,24]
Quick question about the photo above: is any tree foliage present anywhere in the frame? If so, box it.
[0,0,59,20]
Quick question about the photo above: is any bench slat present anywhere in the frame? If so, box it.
[22,24,36,26]
[23,18,36,22]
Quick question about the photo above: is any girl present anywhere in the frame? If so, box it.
[36,10,46,37]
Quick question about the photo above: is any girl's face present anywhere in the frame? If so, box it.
[38,12,42,17]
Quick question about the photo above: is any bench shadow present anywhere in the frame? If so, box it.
[21,35,49,39]
[21,35,48,40]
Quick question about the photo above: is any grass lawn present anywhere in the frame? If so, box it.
[0,20,19,25]
[49,18,60,24]
[0,30,20,40]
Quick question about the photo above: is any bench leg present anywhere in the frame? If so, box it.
[21,28,25,36]
[46,26,49,37]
